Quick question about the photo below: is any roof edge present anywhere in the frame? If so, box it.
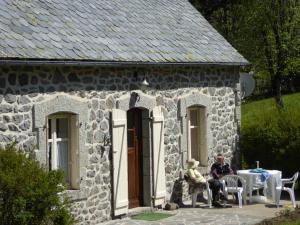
[0,59,250,67]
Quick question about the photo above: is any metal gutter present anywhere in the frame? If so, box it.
[0,59,250,67]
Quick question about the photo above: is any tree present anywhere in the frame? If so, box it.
[192,0,300,109]
[190,0,241,41]
[190,0,246,52]
[243,0,300,109]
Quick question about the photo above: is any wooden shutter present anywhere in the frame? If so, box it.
[70,114,80,189]
[152,106,166,206]
[112,109,128,216]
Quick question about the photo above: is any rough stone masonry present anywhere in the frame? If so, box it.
[0,64,241,224]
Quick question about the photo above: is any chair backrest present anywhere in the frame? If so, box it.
[184,173,189,182]
[221,175,246,191]
[184,172,195,185]
[291,172,299,190]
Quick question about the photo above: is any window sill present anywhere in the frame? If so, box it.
[60,189,88,202]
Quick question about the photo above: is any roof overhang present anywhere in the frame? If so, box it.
[0,59,250,67]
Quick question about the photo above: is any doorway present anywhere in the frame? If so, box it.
[127,108,143,208]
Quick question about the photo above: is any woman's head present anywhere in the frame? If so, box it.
[187,158,199,169]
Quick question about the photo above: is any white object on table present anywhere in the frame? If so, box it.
[256,161,260,169]
[237,169,282,204]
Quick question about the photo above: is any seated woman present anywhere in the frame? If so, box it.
[186,159,207,194]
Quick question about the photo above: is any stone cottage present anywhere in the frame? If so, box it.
[0,0,248,223]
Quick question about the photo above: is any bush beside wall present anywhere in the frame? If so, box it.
[241,93,300,179]
[0,144,75,225]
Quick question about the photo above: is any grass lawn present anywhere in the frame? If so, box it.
[131,212,173,221]
[280,220,300,225]
[242,92,300,126]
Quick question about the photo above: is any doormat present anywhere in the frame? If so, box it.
[131,212,173,221]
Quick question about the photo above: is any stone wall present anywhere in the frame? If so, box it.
[0,64,241,224]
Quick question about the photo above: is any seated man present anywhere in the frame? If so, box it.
[209,153,233,207]
[186,159,207,194]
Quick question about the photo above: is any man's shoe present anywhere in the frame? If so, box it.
[212,201,223,208]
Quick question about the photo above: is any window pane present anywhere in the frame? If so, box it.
[48,119,52,139]
[191,127,199,160]
[57,118,68,138]
[190,110,198,126]
[57,141,69,182]
[48,142,52,170]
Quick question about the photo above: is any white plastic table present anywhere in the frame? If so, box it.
[237,169,282,204]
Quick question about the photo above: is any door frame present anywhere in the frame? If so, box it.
[114,92,156,209]
[112,91,166,215]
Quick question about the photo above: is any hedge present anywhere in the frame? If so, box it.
[0,144,75,225]
[241,94,300,179]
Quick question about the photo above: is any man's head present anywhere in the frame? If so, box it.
[215,153,224,165]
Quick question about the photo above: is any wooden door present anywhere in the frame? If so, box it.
[127,108,142,208]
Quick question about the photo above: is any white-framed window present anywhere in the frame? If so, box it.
[47,113,80,189]
[187,106,208,166]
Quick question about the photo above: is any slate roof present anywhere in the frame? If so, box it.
[0,0,248,65]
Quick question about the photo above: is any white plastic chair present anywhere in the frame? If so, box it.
[221,175,246,208]
[191,181,213,208]
[276,172,299,208]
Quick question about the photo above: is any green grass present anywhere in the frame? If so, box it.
[280,220,300,225]
[131,212,173,221]
[243,92,300,114]
[242,92,300,126]
[240,92,300,171]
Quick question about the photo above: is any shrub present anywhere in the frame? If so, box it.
[241,94,300,179]
[0,144,75,225]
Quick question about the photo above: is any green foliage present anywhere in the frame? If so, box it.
[241,93,300,178]
[257,207,300,225]
[193,0,300,77]
[0,144,75,225]
[240,0,300,76]
[281,221,300,225]
[192,0,300,104]
[280,220,300,225]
